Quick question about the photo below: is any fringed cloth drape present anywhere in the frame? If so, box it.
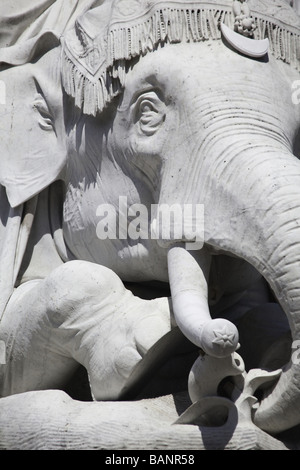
[61,0,300,116]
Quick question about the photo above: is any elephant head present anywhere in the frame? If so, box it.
[60,0,300,434]
[1,0,300,438]
[0,46,66,208]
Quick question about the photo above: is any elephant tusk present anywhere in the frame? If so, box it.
[167,244,239,358]
[220,23,269,59]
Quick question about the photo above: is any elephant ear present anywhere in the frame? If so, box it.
[0,45,67,208]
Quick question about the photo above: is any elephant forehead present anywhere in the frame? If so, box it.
[121,41,274,100]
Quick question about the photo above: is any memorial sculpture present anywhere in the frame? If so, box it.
[0,0,300,450]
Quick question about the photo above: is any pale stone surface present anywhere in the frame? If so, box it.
[0,0,300,450]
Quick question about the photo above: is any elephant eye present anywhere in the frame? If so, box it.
[135,92,165,136]
[32,97,54,131]
[139,100,158,124]
[139,100,156,115]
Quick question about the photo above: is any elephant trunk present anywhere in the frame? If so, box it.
[159,134,300,433]
[245,154,300,433]
[167,244,240,357]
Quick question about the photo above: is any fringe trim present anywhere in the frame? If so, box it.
[254,16,300,68]
[61,6,300,116]
[62,52,127,116]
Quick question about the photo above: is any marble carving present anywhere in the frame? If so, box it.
[0,0,300,450]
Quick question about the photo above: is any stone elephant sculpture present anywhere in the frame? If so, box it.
[0,0,300,449]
